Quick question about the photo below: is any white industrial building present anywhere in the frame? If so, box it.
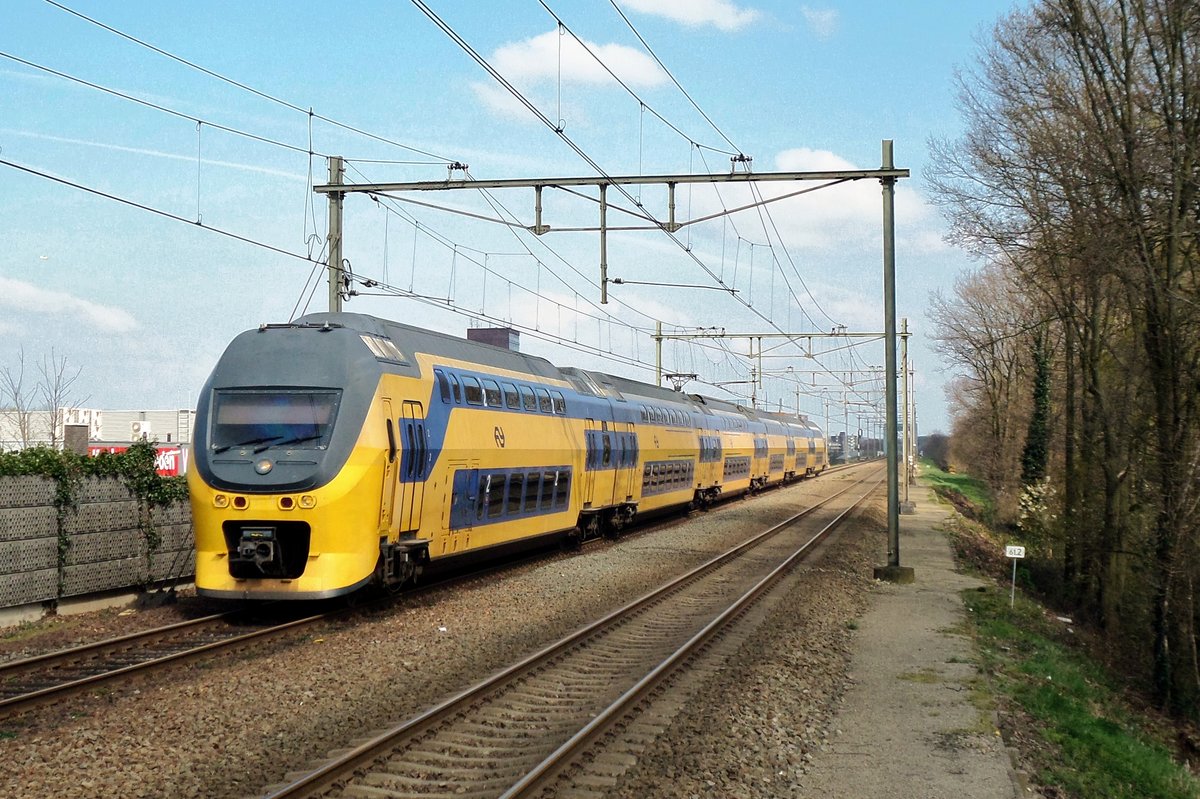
[0,407,196,451]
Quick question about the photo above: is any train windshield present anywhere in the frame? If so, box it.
[210,390,341,451]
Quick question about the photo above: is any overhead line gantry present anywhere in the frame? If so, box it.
[313,140,912,581]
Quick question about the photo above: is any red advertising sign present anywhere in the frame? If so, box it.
[87,446,187,476]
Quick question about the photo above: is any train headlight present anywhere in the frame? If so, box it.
[254,459,273,475]
[298,495,317,509]
[213,494,229,508]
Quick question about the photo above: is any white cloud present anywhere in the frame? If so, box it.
[0,277,138,333]
[491,29,667,88]
[801,6,839,39]
[470,81,535,121]
[692,147,936,252]
[622,0,761,32]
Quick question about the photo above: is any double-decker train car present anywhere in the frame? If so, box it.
[189,313,827,600]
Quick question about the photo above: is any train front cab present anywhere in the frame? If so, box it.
[191,383,399,600]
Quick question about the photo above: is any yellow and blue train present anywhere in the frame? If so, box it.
[189,313,827,599]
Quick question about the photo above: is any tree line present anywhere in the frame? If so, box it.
[928,0,1199,716]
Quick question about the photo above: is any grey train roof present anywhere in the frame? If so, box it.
[295,312,818,431]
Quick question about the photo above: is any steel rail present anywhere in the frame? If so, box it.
[0,610,235,676]
[0,610,328,715]
[262,466,882,799]
[503,476,883,797]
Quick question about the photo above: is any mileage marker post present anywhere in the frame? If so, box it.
[1005,545,1026,607]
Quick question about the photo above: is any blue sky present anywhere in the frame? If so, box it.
[1,0,1015,436]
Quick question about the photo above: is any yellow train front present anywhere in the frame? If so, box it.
[190,313,827,600]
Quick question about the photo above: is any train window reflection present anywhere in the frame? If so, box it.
[554,471,570,508]
[463,376,484,405]
[486,473,505,517]
[211,390,340,450]
[482,379,502,407]
[507,473,524,514]
[524,471,540,509]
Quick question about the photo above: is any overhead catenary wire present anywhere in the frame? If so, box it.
[347,161,755,378]
[42,0,456,164]
[34,0,875,414]
[406,1,855,391]
[535,1,739,159]
[0,157,318,265]
[590,5,848,336]
[0,51,319,157]
[606,0,741,156]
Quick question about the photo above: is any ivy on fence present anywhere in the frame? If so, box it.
[0,442,189,594]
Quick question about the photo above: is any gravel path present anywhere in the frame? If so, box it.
[0,467,881,799]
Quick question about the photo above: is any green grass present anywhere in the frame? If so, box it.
[921,458,993,516]
[965,587,1199,799]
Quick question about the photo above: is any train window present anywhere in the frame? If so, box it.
[602,434,612,467]
[211,389,341,451]
[507,473,524,514]
[487,473,505,518]
[386,418,396,463]
[524,471,540,510]
[449,374,462,404]
[540,471,556,509]
[483,379,502,407]
[521,386,538,411]
[554,471,570,508]
[504,383,520,409]
[463,376,484,406]
[551,391,566,414]
[435,369,451,404]
[405,422,417,478]
[537,388,553,413]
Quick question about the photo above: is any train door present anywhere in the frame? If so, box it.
[615,422,635,501]
[380,398,398,530]
[447,461,479,553]
[398,401,426,533]
[583,418,598,508]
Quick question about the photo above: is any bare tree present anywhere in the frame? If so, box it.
[928,262,1041,514]
[36,349,89,448]
[0,347,35,449]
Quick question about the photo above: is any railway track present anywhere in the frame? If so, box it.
[0,545,567,718]
[260,467,882,799]
[0,463,872,722]
[0,608,331,716]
